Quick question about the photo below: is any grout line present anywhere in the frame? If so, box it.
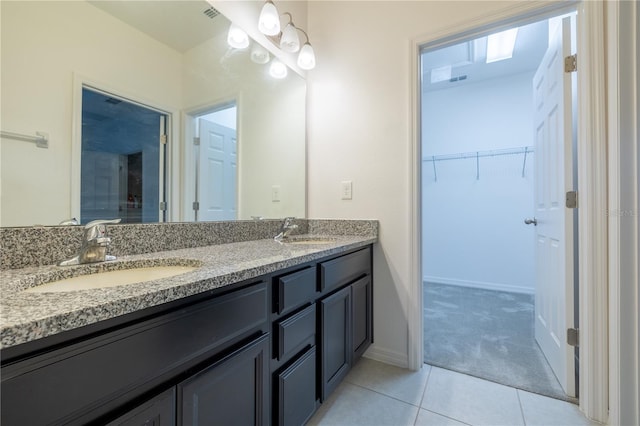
[516,389,528,426]
[421,408,474,426]
[347,381,424,408]
[412,365,433,425]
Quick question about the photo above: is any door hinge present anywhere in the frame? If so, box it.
[564,54,577,73]
[160,134,168,145]
[192,201,200,211]
[159,201,167,211]
[567,328,579,347]
[193,136,200,146]
[566,191,578,209]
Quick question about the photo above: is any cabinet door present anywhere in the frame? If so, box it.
[351,276,372,361]
[178,334,269,426]
[107,388,175,426]
[275,346,317,426]
[319,286,351,401]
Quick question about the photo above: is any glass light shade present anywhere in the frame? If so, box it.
[280,23,300,52]
[227,24,249,49]
[269,59,288,79]
[297,42,316,70]
[250,44,270,64]
[258,1,280,36]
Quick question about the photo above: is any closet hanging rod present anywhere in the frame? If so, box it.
[423,146,534,162]
[0,130,49,148]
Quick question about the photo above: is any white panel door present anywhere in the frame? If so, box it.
[532,17,575,397]
[198,119,237,221]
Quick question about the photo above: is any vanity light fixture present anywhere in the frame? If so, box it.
[279,13,300,52]
[227,23,249,49]
[258,0,281,36]
[251,44,271,64]
[296,29,316,70]
[257,1,316,70]
[269,58,288,79]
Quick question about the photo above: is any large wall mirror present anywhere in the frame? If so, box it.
[0,0,306,227]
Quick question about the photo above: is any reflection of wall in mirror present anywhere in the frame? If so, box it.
[0,1,182,226]
[183,35,306,220]
[0,0,306,227]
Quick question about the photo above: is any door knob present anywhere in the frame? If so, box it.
[524,218,537,226]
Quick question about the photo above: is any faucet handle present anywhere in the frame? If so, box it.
[83,218,121,241]
[84,218,122,229]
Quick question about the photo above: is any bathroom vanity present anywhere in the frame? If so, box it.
[0,220,376,425]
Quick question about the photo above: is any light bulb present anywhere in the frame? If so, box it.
[297,42,316,70]
[280,23,300,52]
[251,44,270,64]
[269,59,288,79]
[258,1,280,36]
[227,23,249,49]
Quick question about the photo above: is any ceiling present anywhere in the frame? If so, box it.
[422,19,550,92]
[87,0,229,52]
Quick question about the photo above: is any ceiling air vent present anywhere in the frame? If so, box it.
[203,7,220,19]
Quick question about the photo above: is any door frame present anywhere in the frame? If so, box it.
[182,95,240,222]
[71,74,177,222]
[410,1,610,423]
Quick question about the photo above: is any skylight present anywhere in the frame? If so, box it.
[486,28,519,63]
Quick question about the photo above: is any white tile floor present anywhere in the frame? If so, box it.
[307,358,600,426]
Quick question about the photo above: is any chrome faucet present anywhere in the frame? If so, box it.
[274,217,298,241]
[59,219,121,266]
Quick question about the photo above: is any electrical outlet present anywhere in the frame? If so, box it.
[341,181,352,200]
[272,185,281,202]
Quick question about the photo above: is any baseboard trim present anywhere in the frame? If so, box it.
[363,345,409,369]
[424,275,534,295]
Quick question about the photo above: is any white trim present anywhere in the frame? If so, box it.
[71,74,179,222]
[182,94,242,222]
[424,276,534,295]
[410,1,609,423]
[576,2,609,422]
[363,346,409,369]
[408,33,423,372]
[608,1,640,424]
[606,3,621,425]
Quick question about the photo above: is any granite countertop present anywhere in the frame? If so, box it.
[0,235,376,350]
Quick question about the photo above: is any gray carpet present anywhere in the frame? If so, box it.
[424,282,570,401]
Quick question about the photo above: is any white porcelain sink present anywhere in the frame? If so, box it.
[24,265,199,293]
[281,237,336,245]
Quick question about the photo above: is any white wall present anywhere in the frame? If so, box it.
[306,0,523,367]
[182,34,306,220]
[422,73,536,294]
[0,1,182,226]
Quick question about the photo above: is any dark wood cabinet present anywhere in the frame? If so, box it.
[351,275,373,362]
[178,333,270,426]
[319,285,352,401]
[275,346,317,426]
[1,281,269,426]
[318,247,373,403]
[107,388,176,426]
[1,244,373,426]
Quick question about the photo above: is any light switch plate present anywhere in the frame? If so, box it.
[272,185,281,202]
[341,181,352,200]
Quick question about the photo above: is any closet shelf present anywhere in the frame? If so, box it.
[423,146,534,181]
[422,146,534,162]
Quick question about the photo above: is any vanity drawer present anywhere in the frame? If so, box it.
[1,282,268,426]
[275,267,317,315]
[320,247,371,293]
[275,304,316,361]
